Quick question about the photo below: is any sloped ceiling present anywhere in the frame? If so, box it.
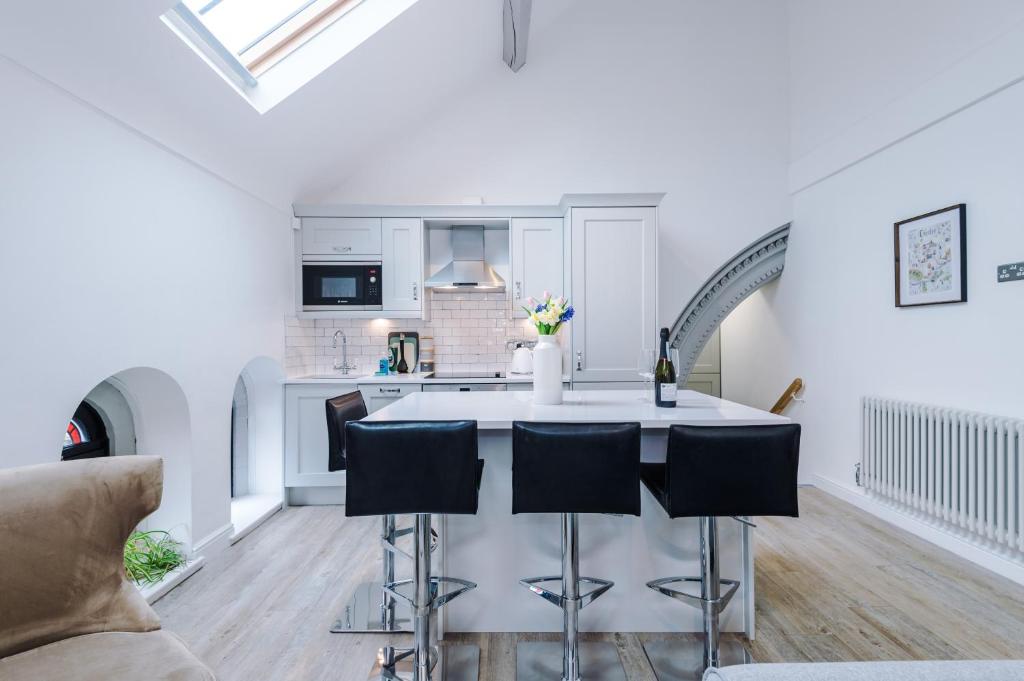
[0,0,576,209]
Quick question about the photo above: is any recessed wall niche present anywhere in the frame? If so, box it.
[60,368,194,550]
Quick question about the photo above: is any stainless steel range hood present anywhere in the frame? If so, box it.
[424,225,506,290]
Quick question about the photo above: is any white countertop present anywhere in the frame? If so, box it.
[283,372,568,385]
[361,389,788,429]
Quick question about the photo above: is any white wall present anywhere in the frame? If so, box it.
[727,1,1024,486]
[0,58,293,552]
[788,0,1024,161]
[310,0,792,333]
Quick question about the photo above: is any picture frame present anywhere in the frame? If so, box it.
[894,204,967,307]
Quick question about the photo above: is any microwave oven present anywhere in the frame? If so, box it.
[302,261,382,311]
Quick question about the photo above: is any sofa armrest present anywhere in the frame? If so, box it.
[0,456,164,659]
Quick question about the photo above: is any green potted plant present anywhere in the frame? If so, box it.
[124,530,186,585]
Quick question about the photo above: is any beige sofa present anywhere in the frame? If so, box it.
[0,456,215,680]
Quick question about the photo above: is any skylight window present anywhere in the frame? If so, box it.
[162,0,421,112]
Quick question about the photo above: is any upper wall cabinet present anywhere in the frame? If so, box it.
[570,206,657,383]
[511,218,564,318]
[302,217,382,257]
[381,218,423,312]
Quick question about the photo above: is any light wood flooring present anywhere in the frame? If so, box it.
[155,488,1024,680]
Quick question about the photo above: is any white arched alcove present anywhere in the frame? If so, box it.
[107,367,195,552]
[83,380,136,457]
[230,356,285,540]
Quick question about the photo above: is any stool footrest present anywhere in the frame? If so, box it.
[646,576,739,613]
[384,576,477,610]
[519,575,614,609]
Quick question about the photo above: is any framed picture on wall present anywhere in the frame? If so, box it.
[894,204,967,307]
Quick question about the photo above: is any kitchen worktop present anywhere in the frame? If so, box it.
[282,372,569,385]
[363,389,788,429]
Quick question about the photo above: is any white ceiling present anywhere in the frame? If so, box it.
[0,0,577,209]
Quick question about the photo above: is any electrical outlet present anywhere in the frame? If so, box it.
[997,262,1024,283]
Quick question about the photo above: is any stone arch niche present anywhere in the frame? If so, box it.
[669,224,791,382]
[232,357,285,499]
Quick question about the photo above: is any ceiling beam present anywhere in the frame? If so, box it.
[502,0,532,72]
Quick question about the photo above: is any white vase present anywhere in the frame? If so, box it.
[532,334,563,405]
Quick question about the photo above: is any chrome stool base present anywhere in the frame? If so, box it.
[332,514,436,634]
[643,638,750,681]
[330,581,413,633]
[370,644,479,681]
[517,641,626,681]
[517,513,625,681]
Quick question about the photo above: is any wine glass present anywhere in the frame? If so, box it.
[637,349,656,401]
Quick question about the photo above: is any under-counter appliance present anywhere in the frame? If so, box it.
[432,371,506,379]
[424,371,507,392]
[302,261,382,311]
[423,383,506,392]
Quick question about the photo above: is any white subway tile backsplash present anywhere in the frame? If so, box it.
[284,290,533,377]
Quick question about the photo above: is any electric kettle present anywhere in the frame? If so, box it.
[510,342,534,374]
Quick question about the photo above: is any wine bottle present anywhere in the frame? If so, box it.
[654,327,677,408]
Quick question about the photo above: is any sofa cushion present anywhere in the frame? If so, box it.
[0,630,215,680]
[0,457,164,658]
[703,660,1024,681]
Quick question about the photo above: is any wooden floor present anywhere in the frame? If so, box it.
[156,488,1024,680]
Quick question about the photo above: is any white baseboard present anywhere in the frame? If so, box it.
[138,557,205,604]
[812,474,1024,587]
[287,486,345,505]
[231,495,283,544]
[193,522,234,558]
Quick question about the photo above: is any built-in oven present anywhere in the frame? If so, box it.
[301,261,382,311]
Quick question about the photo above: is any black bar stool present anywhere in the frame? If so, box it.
[641,424,801,681]
[512,421,641,681]
[346,420,485,681]
[326,393,409,634]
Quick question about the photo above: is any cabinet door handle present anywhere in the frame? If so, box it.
[576,351,583,371]
[515,281,522,300]
[380,387,402,394]
[333,246,353,253]
[412,283,418,301]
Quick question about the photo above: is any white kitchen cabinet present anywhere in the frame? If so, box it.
[685,329,721,396]
[685,374,721,397]
[284,384,358,488]
[302,217,382,257]
[692,328,721,374]
[511,218,564,317]
[381,218,423,312]
[569,381,647,391]
[569,206,657,384]
[359,383,421,414]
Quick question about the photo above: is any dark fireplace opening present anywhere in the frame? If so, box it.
[62,401,111,461]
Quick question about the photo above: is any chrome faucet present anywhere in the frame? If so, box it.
[332,329,358,375]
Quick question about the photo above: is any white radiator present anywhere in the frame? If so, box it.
[861,397,1024,558]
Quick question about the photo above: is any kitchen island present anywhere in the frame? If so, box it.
[362,389,788,637]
